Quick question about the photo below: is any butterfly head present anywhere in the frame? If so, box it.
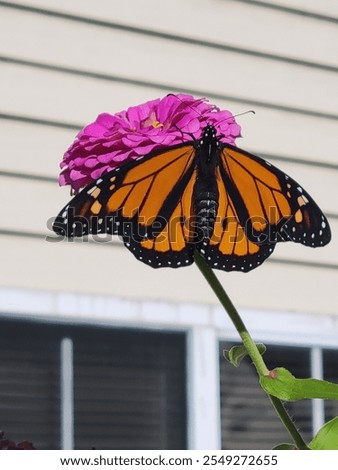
[201,125,217,140]
[198,125,219,152]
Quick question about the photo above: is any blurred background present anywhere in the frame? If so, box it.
[0,0,338,450]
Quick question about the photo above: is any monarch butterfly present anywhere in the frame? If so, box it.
[53,125,331,272]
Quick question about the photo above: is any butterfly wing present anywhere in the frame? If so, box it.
[201,166,275,272]
[200,143,330,272]
[217,144,331,247]
[53,143,197,265]
[125,168,198,268]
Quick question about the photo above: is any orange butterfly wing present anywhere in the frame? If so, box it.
[53,143,197,265]
[202,166,275,272]
[126,169,198,267]
[218,144,331,248]
[200,144,330,272]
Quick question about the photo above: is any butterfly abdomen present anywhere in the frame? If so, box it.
[194,187,219,242]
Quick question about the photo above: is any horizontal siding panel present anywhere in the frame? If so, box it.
[0,62,158,126]
[4,0,338,67]
[1,66,338,166]
[240,109,338,165]
[270,232,337,267]
[0,120,74,177]
[0,235,338,315]
[0,177,67,234]
[1,10,338,116]
[261,0,338,18]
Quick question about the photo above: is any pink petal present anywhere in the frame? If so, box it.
[91,166,110,180]
[95,113,118,128]
[133,143,158,155]
[84,157,100,169]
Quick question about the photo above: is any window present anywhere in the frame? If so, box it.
[0,319,186,449]
[0,321,60,449]
[73,327,187,449]
[323,349,338,422]
[219,343,334,449]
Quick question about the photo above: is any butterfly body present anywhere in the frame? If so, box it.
[53,125,331,272]
[193,125,220,243]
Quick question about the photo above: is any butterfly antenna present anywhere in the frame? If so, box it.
[166,93,206,119]
[233,109,255,118]
[167,93,204,138]
[167,93,255,124]
[167,93,215,140]
[213,109,255,137]
[172,123,194,141]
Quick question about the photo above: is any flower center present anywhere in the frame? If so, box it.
[152,120,163,129]
[142,112,164,130]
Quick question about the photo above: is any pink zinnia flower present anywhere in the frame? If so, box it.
[59,94,241,191]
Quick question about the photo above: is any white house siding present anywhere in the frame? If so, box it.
[0,0,337,315]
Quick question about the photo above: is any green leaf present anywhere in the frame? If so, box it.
[223,343,266,367]
[272,443,297,450]
[260,367,338,401]
[309,417,338,450]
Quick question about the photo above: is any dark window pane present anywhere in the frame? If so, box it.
[0,320,60,449]
[220,343,312,449]
[323,349,338,421]
[73,328,186,450]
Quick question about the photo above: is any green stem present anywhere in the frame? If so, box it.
[194,250,309,450]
